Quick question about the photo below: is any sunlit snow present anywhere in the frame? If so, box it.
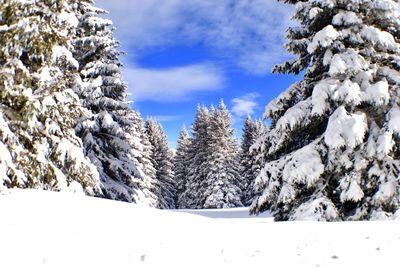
[1,190,399,267]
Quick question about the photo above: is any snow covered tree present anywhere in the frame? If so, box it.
[203,101,243,208]
[174,126,191,208]
[251,0,400,221]
[181,102,243,208]
[179,106,211,208]
[117,110,159,206]
[128,110,159,206]
[240,116,265,206]
[72,1,157,204]
[145,119,176,209]
[0,0,100,193]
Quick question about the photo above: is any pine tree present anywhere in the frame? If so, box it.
[119,110,159,206]
[251,0,400,221]
[145,119,176,209]
[174,126,191,208]
[128,110,159,206]
[72,1,157,204]
[202,101,243,208]
[180,106,211,208]
[240,116,265,206]
[0,0,99,193]
[181,102,243,208]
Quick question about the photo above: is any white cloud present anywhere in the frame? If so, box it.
[149,115,183,122]
[231,93,260,118]
[96,0,186,49]
[95,0,295,75]
[124,64,224,102]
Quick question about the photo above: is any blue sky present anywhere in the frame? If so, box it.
[95,0,299,147]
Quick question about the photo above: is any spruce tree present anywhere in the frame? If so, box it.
[0,0,99,193]
[240,116,265,206]
[174,126,191,208]
[145,119,176,209]
[181,103,243,208]
[72,1,157,204]
[128,110,159,206]
[203,101,243,208]
[251,0,400,221]
[180,106,211,208]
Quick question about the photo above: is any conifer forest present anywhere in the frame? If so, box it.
[1,1,400,266]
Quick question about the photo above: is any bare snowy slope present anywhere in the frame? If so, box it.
[1,189,399,267]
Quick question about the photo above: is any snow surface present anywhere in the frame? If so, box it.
[1,189,400,267]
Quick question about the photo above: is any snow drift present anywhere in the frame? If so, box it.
[1,190,399,267]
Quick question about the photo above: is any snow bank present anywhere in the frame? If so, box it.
[1,190,400,267]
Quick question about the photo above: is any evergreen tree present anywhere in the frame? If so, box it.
[240,116,265,206]
[73,1,157,204]
[180,106,211,208]
[145,119,176,209]
[181,102,243,208]
[251,0,400,221]
[203,101,243,208]
[0,0,99,193]
[119,110,159,206]
[129,110,159,206]
[174,126,191,208]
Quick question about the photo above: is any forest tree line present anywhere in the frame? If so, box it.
[1,0,400,221]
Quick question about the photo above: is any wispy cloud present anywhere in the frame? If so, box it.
[231,93,260,118]
[149,115,183,123]
[96,0,294,75]
[124,64,224,102]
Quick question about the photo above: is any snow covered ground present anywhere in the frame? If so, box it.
[1,190,399,267]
